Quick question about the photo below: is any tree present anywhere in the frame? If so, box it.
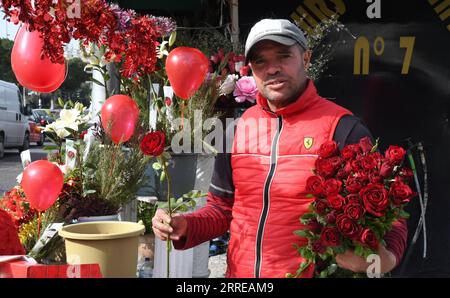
[60,57,91,99]
[0,38,18,84]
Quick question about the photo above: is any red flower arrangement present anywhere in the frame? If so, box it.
[1,0,176,79]
[0,186,36,229]
[288,137,416,278]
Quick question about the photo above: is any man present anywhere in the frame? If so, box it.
[152,19,407,277]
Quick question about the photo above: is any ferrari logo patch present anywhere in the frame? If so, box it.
[304,137,314,150]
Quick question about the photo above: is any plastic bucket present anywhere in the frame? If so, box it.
[59,221,145,278]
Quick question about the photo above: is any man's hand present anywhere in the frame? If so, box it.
[335,245,397,274]
[152,209,187,241]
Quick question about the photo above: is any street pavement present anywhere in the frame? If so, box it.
[0,142,50,195]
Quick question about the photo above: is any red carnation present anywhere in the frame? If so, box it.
[318,141,338,159]
[320,227,341,247]
[385,145,406,165]
[360,183,389,217]
[140,131,165,157]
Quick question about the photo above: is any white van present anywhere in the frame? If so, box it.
[0,80,32,159]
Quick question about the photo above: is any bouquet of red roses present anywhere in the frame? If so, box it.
[288,137,416,278]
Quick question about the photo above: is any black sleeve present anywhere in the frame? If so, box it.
[333,115,374,150]
[208,122,235,199]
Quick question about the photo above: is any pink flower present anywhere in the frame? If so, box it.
[233,76,257,103]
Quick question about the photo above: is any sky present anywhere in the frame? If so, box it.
[0,10,19,40]
[0,10,80,57]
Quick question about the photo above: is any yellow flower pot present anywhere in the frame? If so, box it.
[59,221,145,278]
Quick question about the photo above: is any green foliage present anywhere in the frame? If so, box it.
[0,38,18,84]
[157,190,206,214]
[137,201,158,235]
[82,143,152,211]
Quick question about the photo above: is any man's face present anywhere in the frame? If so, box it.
[249,40,311,110]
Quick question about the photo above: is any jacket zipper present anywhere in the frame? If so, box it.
[254,115,283,278]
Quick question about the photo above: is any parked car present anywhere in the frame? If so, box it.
[0,80,33,159]
[28,117,45,146]
[32,109,55,127]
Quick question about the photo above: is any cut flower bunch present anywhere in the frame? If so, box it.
[289,137,416,278]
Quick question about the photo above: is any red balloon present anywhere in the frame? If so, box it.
[11,24,66,93]
[101,95,140,144]
[165,47,209,100]
[21,160,64,212]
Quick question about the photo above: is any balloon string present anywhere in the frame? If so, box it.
[37,211,42,239]
[181,101,185,130]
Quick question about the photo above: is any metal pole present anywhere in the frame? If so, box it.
[229,0,240,52]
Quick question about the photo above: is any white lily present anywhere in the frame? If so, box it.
[219,74,238,95]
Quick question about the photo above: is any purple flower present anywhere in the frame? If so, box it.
[233,76,257,103]
[149,16,177,37]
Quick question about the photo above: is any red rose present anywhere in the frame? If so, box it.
[346,193,362,204]
[306,176,325,196]
[80,130,88,140]
[368,172,382,184]
[329,156,343,168]
[67,151,75,159]
[360,183,389,217]
[336,214,361,240]
[320,227,341,247]
[315,158,337,178]
[344,203,365,220]
[318,141,338,159]
[140,131,165,156]
[351,159,362,172]
[308,218,323,234]
[399,167,414,181]
[385,145,406,165]
[165,97,172,106]
[341,144,361,160]
[323,178,342,196]
[312,240,326,254]
[345,176,364,194]
[327,195,346,211]
[326,211,336,224]
[389,180,415,206]
[361,154,378,171]
[239,65,250,76]
[315,199,329,215]
[336,167,350,180]
[360,228,379,249]
[380,161,394,178]
[359,136,374,153]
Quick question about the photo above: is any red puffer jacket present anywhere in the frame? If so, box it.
[228,80,351,277]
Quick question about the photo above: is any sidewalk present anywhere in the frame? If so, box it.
[208,253,227,278]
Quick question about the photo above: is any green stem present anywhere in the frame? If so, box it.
[162,157,172,278]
